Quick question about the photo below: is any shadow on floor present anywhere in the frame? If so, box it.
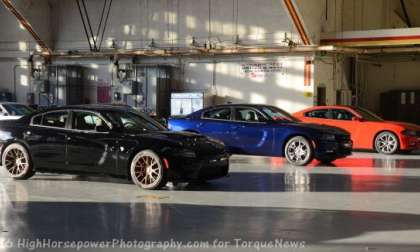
[1,201,420,247]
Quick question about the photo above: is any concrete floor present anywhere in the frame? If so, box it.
[1,152,420,251]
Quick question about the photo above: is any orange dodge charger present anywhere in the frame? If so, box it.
[293,106,420,154]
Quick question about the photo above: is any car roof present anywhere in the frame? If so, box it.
[37,104,136,113]
[201,104,272,110]
[299,105,355,112]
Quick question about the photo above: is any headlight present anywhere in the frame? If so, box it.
[207,136,225,146]
[320,134,335,141]
[402,130,417,136]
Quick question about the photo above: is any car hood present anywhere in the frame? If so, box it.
[276,121,349,135]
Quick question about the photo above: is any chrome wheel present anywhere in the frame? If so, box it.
[130,150,166,190]
[375,132,398,154]
[2,143,34,179]
[284,136,313,166]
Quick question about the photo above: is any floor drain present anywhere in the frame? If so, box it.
[136,195,169,200]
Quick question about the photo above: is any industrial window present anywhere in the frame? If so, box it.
[41,111,68,128]
[331,109,354,121]
[305,109,329,119]
[203,108,231,121]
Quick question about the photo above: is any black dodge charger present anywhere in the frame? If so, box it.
[0,105,229,190]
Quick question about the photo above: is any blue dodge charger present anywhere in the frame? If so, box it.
[168,104,352,166]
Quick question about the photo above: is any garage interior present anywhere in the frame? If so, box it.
[1,0,420,251]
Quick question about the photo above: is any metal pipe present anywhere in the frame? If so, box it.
[39,45,359,59]
[1,0,51,55]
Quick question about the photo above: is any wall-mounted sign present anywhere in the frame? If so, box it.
[241,62,284,79]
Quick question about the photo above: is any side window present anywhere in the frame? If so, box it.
[235,108,266,122]
[331,109,354,121]
[305,109,329,119]
[73,111,108,131]
[41,111,68,128]
[32,115,42,125]
[202,108,231,121]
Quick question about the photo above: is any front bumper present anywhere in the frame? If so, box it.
[167,153,230,182]
[400,135,420,150]
[314,138,353,159]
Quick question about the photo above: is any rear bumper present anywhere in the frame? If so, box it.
[314,139,353,159]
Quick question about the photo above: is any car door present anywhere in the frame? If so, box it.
[230,107,274,155]
[66,110,118,173]
[329,109,361,142]
[196,107,235,149]
[26,110,70,170]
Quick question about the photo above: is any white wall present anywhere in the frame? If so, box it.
[50,0,303,51]
[0,0,320,112]
[181,55,314,113]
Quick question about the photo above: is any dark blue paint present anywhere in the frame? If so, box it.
[168,104,352,160]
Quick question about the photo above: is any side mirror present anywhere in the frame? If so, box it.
[352,116,362,122]
[96,125,110,133]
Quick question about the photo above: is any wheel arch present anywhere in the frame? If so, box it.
[125,145,166,178]
[372,130,400,150]
[0,140,33,167]
[281,133,314,157]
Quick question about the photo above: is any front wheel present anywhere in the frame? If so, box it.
[130,150,167,190]
[2,143,35,180]
[374,131,399,155]
[284,136,313,166]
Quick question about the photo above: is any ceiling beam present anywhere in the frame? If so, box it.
[1,0,51,56]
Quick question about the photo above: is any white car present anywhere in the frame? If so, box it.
[0,102,35,120]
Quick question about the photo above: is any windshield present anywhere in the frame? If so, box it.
[105,111,167,132]
[2,104,34,116]
[353,107,384,122]
[260,106,300,122]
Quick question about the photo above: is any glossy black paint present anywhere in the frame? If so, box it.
[0,105,229,182]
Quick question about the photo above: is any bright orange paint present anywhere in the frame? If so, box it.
[293,105,420,151]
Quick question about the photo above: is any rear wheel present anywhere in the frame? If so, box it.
[130,150,167,190]
[375,131,399,155]
[2,143,35,180]
[284,136,313,166]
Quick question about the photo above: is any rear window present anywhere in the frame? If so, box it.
[305,110,329,119]
[203,108,231,120]
[41,111,69,128]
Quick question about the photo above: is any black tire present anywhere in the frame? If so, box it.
[284,136,314,166]
[130,150,167,190]
[317,158,336,164]
[374,131,399,155]
[2,143,35,180]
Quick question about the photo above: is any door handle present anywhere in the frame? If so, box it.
[66,136,72,141]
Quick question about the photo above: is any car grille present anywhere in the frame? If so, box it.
[335,134,351,142]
